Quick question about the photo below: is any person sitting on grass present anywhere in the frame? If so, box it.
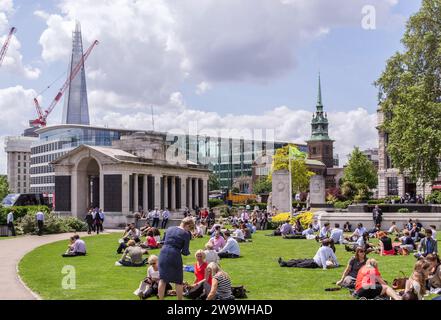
[345,232,372,253]
[209,231,226,252]
[294,219,303,233]
[204,242,220,264]
[403,259,432,300]
[410,223,424,243]
[206,262,235,300]
[426,254,441,292]
[415,229,438,259]
[343,221,352,233]
[378,231,395,256]
[217,231,240,259]
[317,222,330,241]
[348,223,366,242]
[353,258,401,300]
[330,223,344,245]
[241,222,252,240]
[193,250,212,287]
[336,247,367,289]
[116,240,147,267]
[193,222,205,238]
[312,219,320,232]
[140,221,152,236]
[208,223,222,237]
[117,223,141,254]
[278,239,338,270]
[302,224,316,240]
[388,221,400,236]
[62,235,86,257]
[232,225,246,242]
[367,224,381,238]
[134,255,165,299]
[141,230,160,249]
[399,230,416,252]
[280,220,294,237]
[429,225,437,240]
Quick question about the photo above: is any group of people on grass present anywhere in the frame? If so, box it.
[229,206,271,231]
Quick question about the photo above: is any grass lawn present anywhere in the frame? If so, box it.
[18,231,439,300]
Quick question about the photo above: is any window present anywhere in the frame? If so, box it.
[18,155,21,160]
[312,147,317,155]
[387,177,399,196]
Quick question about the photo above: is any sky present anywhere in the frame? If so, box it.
[0,0,423,174]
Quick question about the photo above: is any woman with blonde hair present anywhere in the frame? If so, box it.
[206,262,234,300]
[404,260,432,300]
[158,217,195,300]
[204,242,220,264]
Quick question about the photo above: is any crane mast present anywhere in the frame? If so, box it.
[0,27,17,68]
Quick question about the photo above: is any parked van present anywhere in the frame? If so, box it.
[1,193,50,207]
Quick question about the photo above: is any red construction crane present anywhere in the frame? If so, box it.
[0,27,16,68]
[31,40,99,127]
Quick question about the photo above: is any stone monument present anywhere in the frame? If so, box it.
[309,175,326,205]
[271,170,291,213]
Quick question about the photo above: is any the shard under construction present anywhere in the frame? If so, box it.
[62,21,90,125]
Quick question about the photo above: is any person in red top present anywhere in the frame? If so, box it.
[142,230,159,249]
[201,209,209,221]
[354,258,401,300]
[194,250,212,286]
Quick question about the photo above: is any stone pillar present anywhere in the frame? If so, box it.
[122,172,130,215]
[143,174,148,213]
[163,175,168,210]
[153,174,161,210]
[170,176,176,211]
[188,177,193,210]
[194,178,199,208]
[99,171,104,211]
[202,178,208,209]
[133,173,139,213]
[398,175,405,198]
[180,175,187,209]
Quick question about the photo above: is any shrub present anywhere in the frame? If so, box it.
[16,212,87,235]
[334,200,353,209]
[426,191,441,204]
[398,208,410,213]
[292,212,314,229]
[208,198,224,208]
[271,212,291,223]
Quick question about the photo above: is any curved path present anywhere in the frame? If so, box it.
[0,230,120,300]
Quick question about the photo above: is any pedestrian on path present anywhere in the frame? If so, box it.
[85,209,94,234]
[161,208,170,229]
[35,210,45,236]
[7,209,16,237]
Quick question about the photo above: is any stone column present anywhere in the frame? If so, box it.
[194,178,199,208]
[133,173,138,213]
[122,172,130,216]
[180,175,187,209]
[153,174,161,210]
[188,177,193,210]
[170,176,176,211]
[143,174,148,212]
[398,175,405,198]
[202,178,208,209]
[99,171,104,211]
[163,175,168,210]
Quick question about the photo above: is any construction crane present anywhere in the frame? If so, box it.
[0,27,16,68]
[31,40,99,127]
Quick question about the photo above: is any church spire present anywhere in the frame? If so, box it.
[317,72,323,111]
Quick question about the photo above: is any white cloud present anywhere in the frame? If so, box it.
[195,81,212,95]
[1,0,41,79]
[0,86,39,174]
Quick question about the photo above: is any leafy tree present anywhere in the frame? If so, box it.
[343,147,378,189]
[375,0,441,196]
[253,178,272,195]
[208,173,220,191]
[0,175,9,202]
[269,145,315,194]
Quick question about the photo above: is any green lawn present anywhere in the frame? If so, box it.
[18,231,438,300]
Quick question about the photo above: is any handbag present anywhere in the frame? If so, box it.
[231,286,248,299]
[392,271,408,290]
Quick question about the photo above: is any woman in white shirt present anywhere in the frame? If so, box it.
[204,242,220,264]
[135,255,171,299]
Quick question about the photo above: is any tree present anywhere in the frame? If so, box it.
[343,147,378,189]
[0,175,9,202]
[269,145,315,194]
[375,0,441,196]
[208,173,220,191]
[253,178,272,195]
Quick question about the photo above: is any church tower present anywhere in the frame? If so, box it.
[307,74,334,168]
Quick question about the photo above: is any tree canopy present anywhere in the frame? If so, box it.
[343,147,378,189]
[0,175,9,202]
[375,0,441,189]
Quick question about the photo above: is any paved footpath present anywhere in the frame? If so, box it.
[0,230,120,300]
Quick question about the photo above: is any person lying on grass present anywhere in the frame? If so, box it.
[62,235,86,257]
[116,240,148,267]
[278,239,338,270]
[353,258,401,300]
[336,247,367,289]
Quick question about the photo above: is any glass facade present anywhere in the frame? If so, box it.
[31,125,307,194]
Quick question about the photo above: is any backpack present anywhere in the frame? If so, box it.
[184,282,206,300]
[231,286,248,299]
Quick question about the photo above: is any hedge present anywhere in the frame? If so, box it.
[0,205,51,225]
[208,198,224,208]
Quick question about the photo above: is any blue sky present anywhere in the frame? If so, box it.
[0,0,424,173]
